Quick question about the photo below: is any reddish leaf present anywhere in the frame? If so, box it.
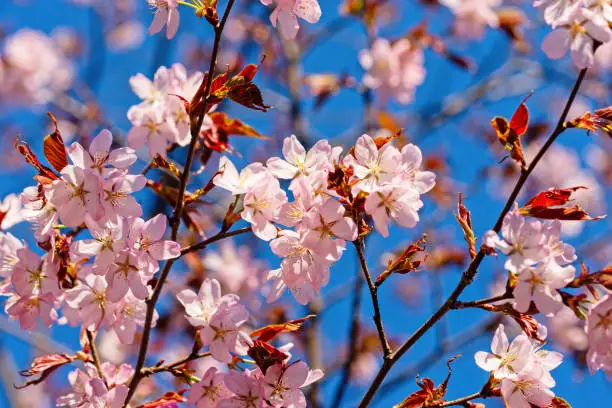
[247,340,289,374]
[480,303,546,342]
[14,138,59,184]
[549,396,573,408]
[137,391,187,408]
[16,353,76,389]
[491,93,532,168]
[455,193,476,260]
[393,357,457,408]
[250,315,315,342]
[376,236,427,287]
[519,187,605,221]
[43,113,68,172]
[202,112,268,154]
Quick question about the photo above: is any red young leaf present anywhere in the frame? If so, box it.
[43,112,68,172]
[137,390,187,408]
[14,138,59,184]
[519,187,605,221]
[202,112,268,154]
[247,340,289,374]
[393,357,457,408]
[16,353,76,389]
[376,235,427,287]
[549,396,573,408]
[480,303,546,342]
[455,193,476,260]
[250,315,315,342]
[508,92,532,136]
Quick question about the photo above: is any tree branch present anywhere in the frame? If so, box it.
[353,239,392,357]
[180,226,252,255]
[440,392,484,407]
[451,292,513,310]
[357,66,589,408]
[124,1,236,405]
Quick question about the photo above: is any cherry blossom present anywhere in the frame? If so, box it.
[106,248,150,302]
[56,363,130,408]
[128,214,181,265]
[364,185,423,237]
[187,367,232,407]
[475,324,533,380]
[147,0,180,39]
[241,173,287,241]
[5,292,58,331]
[500,374,555,408]
[214,156,268,195]
[533,0,581,26]
[262,361,324,408]
[586,293,612,373]
[219,370,265,408]
[359,38,425,104]
[261,0,322,39]
[47,165,102,228]
[440,0,501,39]
[541,7,612,68]
[343,134,401,193]
[266,135,334,180]
[0,193,23,229]
[67,129,137,177]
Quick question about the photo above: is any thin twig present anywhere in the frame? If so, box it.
[353,239,392,357]
[86,330,106,387]
[357,66,589,408]
[180,226,252,255]
[142,352,212,377]
[330,260,364,408]
[439,392,483,407]
[451,292,513,309]
[124,2,236,405]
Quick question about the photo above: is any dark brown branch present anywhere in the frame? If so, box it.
[357,66,590,408]
[86,330,106,387]
[440,392,484,407]
[353,239,392,357]
[124,1,236,405]
[330,260,364,408]
[451,292,513,309]
[180,227,252,255]
[141,351,212,377]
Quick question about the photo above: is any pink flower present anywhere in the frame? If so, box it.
[303,198,357,242]
[513,261,576,316]
[47,165,102,228]
[343,134,401,193]
[440,0,501,39]
[541,8,612,68]
[399,144,436,194]
[358,39,425,104]
[56,363,129,408]
[261,0,322,39]
[106,249,150,302]
[262,361,324,408]
[187,367,232,407]
[73,216,128,276]
[475,324,533,380]
[266,136,334,180]
[127,108,178,158]
[483,211,549,273]
[0,193,23,230]
[129,214,181,263]
[200,300,253,363]
[278,177,320,228]
[585,293,612,374]
[67,129,137,177]
[63,271,110,331]
[147,0,180,39]
[219,370,264,408]
[500,374,555,408]
[10,248,58,297]
[101,173,146,219]
[203,241,263,294]
[213,156,268,195]
[5,292,58,331]
[364,186,422,237]
[533,0,581,26]
[177,278,235,327]
[242,174,287,241]
[110,292,155,344]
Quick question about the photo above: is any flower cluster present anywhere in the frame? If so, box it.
[475,324,563,407]
[57,362,133,408]
[0,29,74,106]
[484,210,577,316]
[188,362,323,408]
[586,293,612,374]
[2,130,180,342]
[178,278,253,363]
[536,0,612,68]
[213,134,434,304]
[359,38,426,105]
[127,63,203,158]
[260,0,322,39]
[440,0,502,39]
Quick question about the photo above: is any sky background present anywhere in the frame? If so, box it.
[0,0,611,407]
